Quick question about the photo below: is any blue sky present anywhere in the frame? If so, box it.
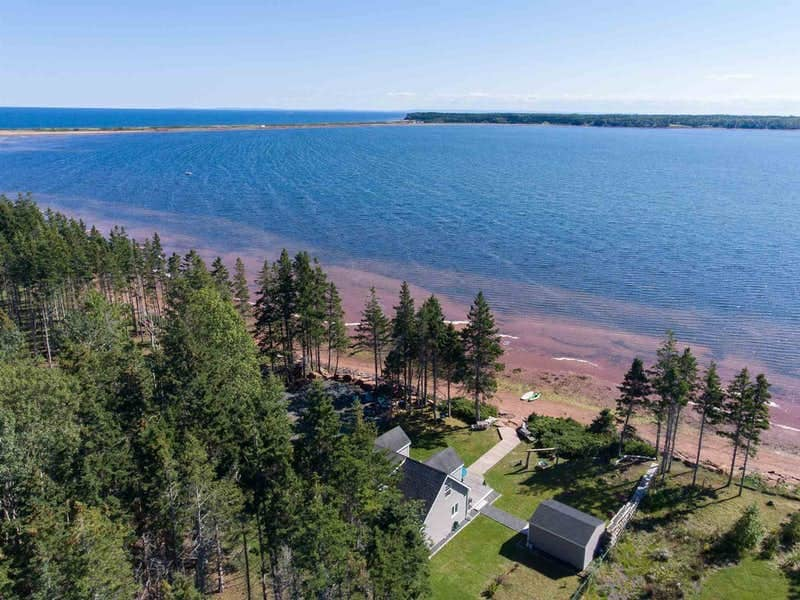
[2,0,799,113]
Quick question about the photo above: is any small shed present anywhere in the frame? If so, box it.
[527,500,605,570]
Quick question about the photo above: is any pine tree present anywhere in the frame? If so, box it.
[275,250,296,373]
[649,332,697,478]
[692,362,724,487]
[738,373,771,496]
[616,358,650,456]
[294,382,341,481]
[323,282,347,374]
[418,296,445,418]
[254,259,282,373]
[352,287,391,386]
[210,257,232,300]
[649,331,678,463]
[390,282,416,402]
[439,323,464,418]
[461,291,504,423]
[718,368,752,487]
[232,257,250,317]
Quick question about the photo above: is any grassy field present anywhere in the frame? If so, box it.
[483,444,649,521]
[428,447,649,599]
[585,466,800,599]
[392,412,499,467]
[697,557,790,600]
[429,515,579,600]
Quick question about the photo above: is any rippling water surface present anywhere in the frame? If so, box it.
[1,122,799,387]
[0,107,403,129]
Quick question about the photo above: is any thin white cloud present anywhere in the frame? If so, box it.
[386,91,417,97]
[707,73,755,81]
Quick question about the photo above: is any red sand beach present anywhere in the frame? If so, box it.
[43,203,800,482]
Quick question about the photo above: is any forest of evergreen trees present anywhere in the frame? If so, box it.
[0,195,437,599]
[406,112,800,129]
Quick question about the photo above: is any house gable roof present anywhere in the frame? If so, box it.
[423,447,464,474]
[398,458,449,516]
[529,500,605,547]
[375,426,412,454]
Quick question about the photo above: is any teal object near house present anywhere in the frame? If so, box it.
[461,466,468,481]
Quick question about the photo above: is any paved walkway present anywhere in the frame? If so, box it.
[480,504,528,533]
[469,426,521,476]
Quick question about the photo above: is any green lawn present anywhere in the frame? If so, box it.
[484,444,648,521]
[586,466,800,599]
[697,557,789,600]
[391,412,499,467]
[429,516,579,600]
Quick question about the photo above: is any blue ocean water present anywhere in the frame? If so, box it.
[1,119,799,389]
[0,107,402,129]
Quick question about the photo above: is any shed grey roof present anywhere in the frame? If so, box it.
[398,459,448,515]
[375,426,411,454]
[529,500,605,547]
[424,447,464,474]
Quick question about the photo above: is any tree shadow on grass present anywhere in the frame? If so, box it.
[633,484,739,532]
[498,533,576,582]
[390,411,459,454]
[787,567,800,600]
[491,459,647,521]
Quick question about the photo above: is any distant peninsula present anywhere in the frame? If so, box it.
[405,112,800,129]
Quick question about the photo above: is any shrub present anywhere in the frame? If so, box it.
[761,532,780,559]
[725,503,765,558]
[780,512,800,549]
[623,438,657,457]
[527,413,615,459]
[588,408,615,435]
[445,396,498,424]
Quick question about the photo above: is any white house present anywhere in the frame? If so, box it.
[375,426,492,547]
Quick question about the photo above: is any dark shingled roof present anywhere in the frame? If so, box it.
[398,459,448,515]
[424,447,464,474]
[375,426,412,454]
[530,500,605,547]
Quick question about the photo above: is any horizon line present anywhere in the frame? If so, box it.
[2,105,799,118]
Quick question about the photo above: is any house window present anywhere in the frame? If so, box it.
[444,484,451,497]
[451,503,459,517]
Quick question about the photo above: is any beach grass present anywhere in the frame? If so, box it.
[585,465,800,599]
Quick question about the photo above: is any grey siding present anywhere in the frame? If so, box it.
[528,524,603,570]
[423,476,469,546]
[397,444,410,458]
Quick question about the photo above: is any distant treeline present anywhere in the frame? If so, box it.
[405,112,800,129]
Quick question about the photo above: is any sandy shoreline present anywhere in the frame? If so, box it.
[0,120,413,137]
[33,200,800,482]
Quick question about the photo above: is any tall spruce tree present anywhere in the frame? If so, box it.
[439,322,464,418]
[718,368,753,487]
[418,296,445,418]
[232,257,250,317]
[210,257,232,300]
[461,291,504,423]
[254,259,282,373]
[616,357,650,456]
[692,362,724,487]
[738,373,771,496]
[323,281,347,374]
[390,282,416,402]
[352,287,391,386]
